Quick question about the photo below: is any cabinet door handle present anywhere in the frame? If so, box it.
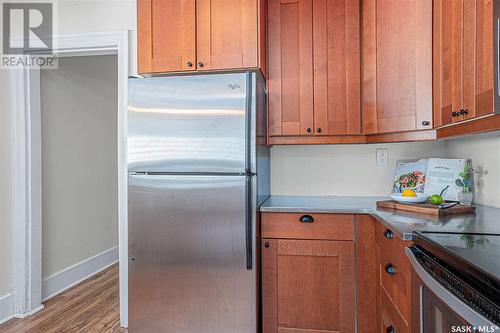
[385,263,396,275]
[264,242,270,248]
[306,127,312,133]
[421,120,430,126]
[198,62,204,68]
[452,111,459,117]
[317,128,322,133]
[384,229,394,239]
[187,61,193,67]
[299,215,314,223]
[460,109,467,115]
[386,325,396,333]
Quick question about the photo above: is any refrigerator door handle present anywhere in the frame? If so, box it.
[244,72,252,174]
[245,175,253,270]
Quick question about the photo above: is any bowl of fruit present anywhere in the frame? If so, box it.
[391,189,429,204]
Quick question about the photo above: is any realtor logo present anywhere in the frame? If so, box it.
[1,0,57,68]
[3,2,52,54]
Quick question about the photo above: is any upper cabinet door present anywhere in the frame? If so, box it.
[463,0,494,120]
[137,0,265,74]
[433,0,464,126]
[363,0,433,134]
[313,0,361,136]
[473,0,494,118]
[434,0,494,126]
[268,0,314,136]
[196,0,260,71]
[138,0,196,74]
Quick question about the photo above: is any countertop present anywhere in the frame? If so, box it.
[260,195,500,240]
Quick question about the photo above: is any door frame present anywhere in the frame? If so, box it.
[9,31,129,327]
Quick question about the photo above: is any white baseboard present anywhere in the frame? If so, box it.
[0,293,13,325]
[42,246,118,301]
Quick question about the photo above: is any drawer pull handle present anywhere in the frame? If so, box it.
[385,263,396,275]
[386,326,396,333]
[384,229,394,239]
[299,215,314,223]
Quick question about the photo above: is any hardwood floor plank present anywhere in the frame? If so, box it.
[0,264,126,333]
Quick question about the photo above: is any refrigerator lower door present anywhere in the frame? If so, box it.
[128,174,257,333]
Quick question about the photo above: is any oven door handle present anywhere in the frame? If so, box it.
[405,247,495,328]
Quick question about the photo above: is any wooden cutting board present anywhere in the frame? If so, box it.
[376,200,476,216]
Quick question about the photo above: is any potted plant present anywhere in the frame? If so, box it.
[455,164,474,205]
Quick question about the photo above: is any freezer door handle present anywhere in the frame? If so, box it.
[245,176,253,270]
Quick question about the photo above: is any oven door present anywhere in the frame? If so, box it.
[406,247,497,333]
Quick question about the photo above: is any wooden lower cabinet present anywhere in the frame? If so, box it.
[261,213,414,333]
[380,287,410,333]
[375,221,413,331]
[262,238,355,333]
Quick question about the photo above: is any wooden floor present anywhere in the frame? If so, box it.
[0,264,126,333]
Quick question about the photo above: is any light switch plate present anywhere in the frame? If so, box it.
[376,148,388,166]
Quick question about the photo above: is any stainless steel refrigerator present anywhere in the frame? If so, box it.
[127,71,269,333]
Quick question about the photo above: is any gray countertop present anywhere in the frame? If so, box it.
[260,195,500,240]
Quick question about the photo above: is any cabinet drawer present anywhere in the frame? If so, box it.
[378,246,411,322]
[375,223,412,322]
[375,222,408,253]
[380,287,409,333]
[261,213,354,240]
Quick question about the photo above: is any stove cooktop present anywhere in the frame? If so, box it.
[413,231,500,304]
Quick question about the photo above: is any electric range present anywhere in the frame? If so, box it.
[409,231,500,331]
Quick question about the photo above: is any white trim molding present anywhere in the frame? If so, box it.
[42,247,119,302]
[0,294,14,325]
[10,31,129,327]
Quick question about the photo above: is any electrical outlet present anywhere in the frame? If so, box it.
[376,148,388,166]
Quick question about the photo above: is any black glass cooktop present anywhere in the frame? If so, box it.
[414,231,500,303]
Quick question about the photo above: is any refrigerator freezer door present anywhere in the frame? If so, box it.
[128,174,257,333]
[128,73,250,173]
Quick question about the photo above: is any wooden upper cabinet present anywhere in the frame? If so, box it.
[313,0,361,135]
[363,0,433,134]
[434,0,494,127]
[138,0,196,73]
[262,239,355,333]
[268,0,361,137]
[137,0,266,74]
[268,0,314,136]
[197,0,260,70]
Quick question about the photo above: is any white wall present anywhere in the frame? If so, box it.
[40,55,118,279]
[57,0,137,75]
[270,134,500,209]
[0,71,12,297]
[271,141,447,196]
[445,133,500,208]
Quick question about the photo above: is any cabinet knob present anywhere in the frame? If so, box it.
[198,62,204,68]
[452,111,460,117]
[317,128,322,133]
[384,229,394,239]
[421,121,430,126]
[386,326,396,333]
[306,128,312,133]
[264,242,270,248]
[299,215,314,223]
[461,109,469,115]
[187,61,193,67]
[385,263,396,275]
